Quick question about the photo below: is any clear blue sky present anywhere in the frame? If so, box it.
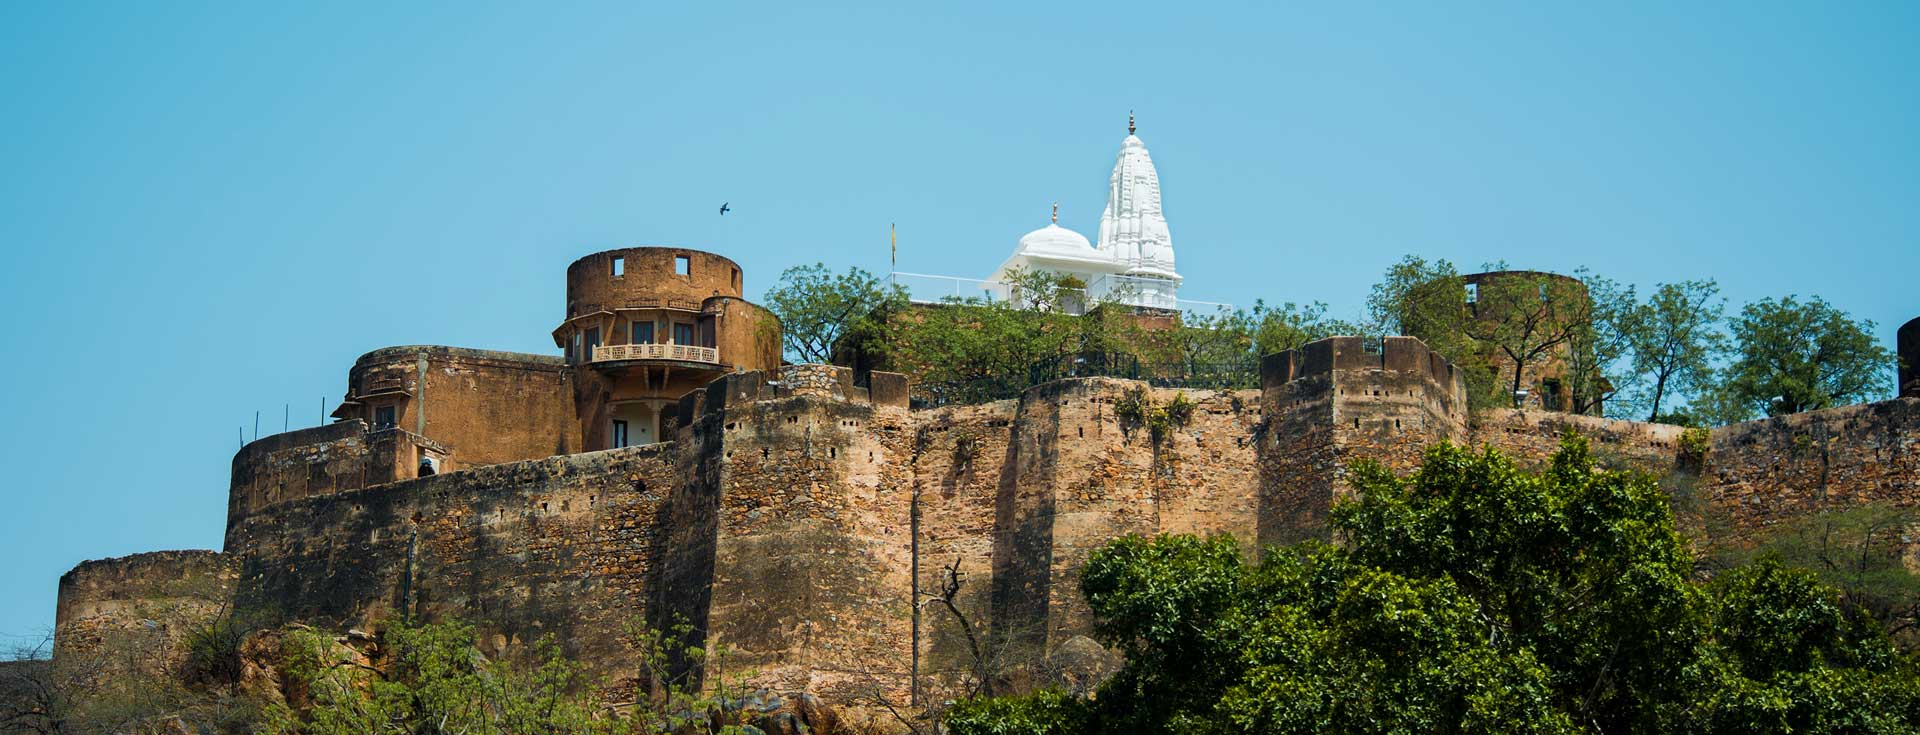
[2,1,1915,642]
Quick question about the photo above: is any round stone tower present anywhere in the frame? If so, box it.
[554,247,781,450]
[1899,316,1919,399]
[1459,270,1593,412]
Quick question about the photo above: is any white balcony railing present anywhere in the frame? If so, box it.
[592,343,720,364]
[889,271,1232,317]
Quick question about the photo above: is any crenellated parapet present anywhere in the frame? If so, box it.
[1256,336,1471,544]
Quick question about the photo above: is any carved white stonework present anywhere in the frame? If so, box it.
[985,123,1183,311]
[1097,133,1179,282]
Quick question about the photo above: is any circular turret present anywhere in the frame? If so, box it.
[554,246,779,450]
[1458,270,1594,412]
[565,247,744,319]
[1899,316,1919,399]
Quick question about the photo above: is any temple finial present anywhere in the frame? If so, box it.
[1051,201,1059,224]
[1128,111,1136,135]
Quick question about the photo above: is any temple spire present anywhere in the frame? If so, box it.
[1128,111,1135,136]
[1097,121,1178,281]
[1051,201,1059,224]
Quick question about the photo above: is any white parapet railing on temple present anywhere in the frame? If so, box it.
[889,272,1014,305]
[889,271,1232,317]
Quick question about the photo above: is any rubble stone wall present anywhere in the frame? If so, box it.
[53,551,238,681]
[1701,398,1920,533]
[55,338,1920,717]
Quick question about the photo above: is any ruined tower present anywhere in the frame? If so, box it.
[1900,315,1920,399]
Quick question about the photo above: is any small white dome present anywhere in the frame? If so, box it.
[1014,223,1098,260]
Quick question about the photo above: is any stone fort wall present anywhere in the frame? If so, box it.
[54,338,1920,713]
[53,551,238,686]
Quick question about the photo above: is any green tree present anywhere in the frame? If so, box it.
[761,263,904,363]
[1250,300,1362,357]
[946,437,1920,735]
[1712,504,1920,651]
[1624,280,1727,422]
[1365,255,1499,405]
[1462,268,1598,409]
[1562,269,1638,416]
[1365,255,1468,348]
[267,619,768,735]
[1710,296,1893,422]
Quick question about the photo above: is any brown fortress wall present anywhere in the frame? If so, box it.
[711,295,782,374]
[911,399,1018,686]
[1471,410,1686,470]
[337,346,578,468]
[565,248,745,315]
[689,367,916,700]
[221,366,917,697]
[224,444,681,685]
[229,347,578,527]
[53,551,237,681]
[1258,336,1469,545]
[1702,398,1920,532]
[54,325,1920,713]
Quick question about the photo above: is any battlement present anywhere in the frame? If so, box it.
[1261,336,1470,408]
[676,365,910,430]
[227,418,451,528]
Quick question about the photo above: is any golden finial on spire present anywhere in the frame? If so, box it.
[1051,201,1059,224]
[1128,110,1136,135]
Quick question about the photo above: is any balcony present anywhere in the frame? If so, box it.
[591,343,720,365]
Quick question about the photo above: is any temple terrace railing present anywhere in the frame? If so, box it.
[888,271,1231,317]
[592,343,720,364]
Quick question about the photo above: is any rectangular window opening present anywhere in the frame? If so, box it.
[374,405,397,429]
[632,321,654,344]
[612,419,629,449]
[611,256,624,277]
[674,255,691,276]
[673,322,695,346]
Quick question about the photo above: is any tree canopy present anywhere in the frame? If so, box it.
[946,437,1920,734]
[1707,295,1893,422]
[761,263,904,364]
[1623,280,1727,422]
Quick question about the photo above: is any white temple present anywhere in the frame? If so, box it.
[987,114,1183,311]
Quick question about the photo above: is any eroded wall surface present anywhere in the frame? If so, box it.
[54,551,238,681]
[1702,398,1920,532]
[56,342,1920,715]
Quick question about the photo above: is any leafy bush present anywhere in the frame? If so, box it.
[945,689,1091,735]
[945,436,1920,733]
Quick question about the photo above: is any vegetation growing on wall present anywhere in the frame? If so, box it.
[1113,387,1196,444]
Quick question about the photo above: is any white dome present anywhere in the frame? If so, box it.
[1014,223,1099,260]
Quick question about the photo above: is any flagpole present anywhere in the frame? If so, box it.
[890,222,897,289]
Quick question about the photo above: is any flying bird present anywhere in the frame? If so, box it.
[718,202,730,215]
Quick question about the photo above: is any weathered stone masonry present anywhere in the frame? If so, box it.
[53,336,1920,711]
